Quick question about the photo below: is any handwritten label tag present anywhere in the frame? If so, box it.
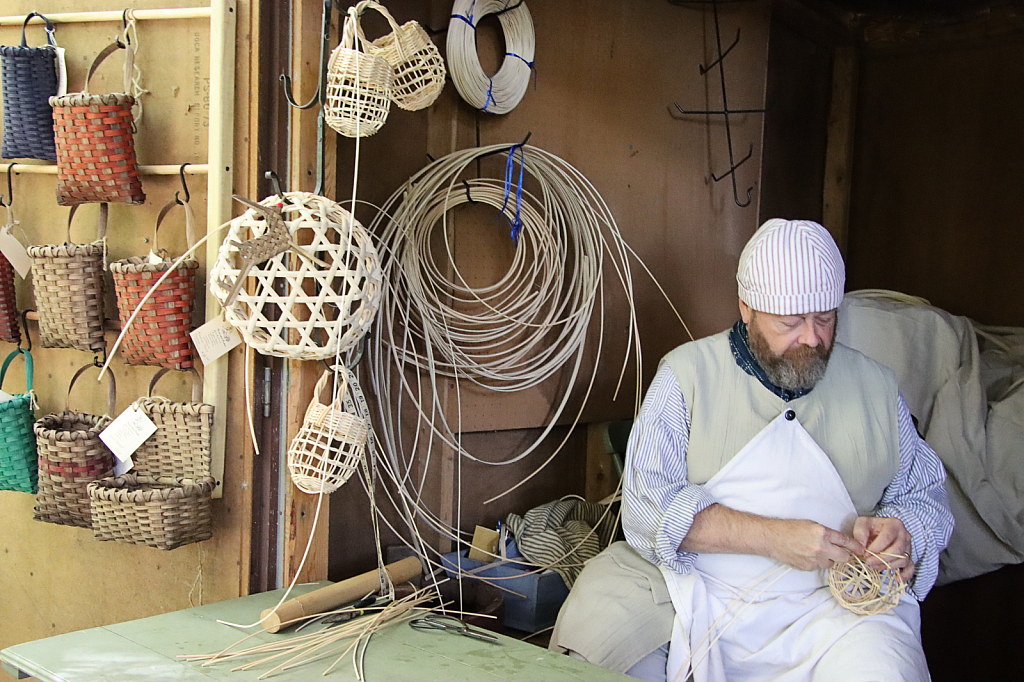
[55,46,68,96]
[100,405,157,462]
[0,229,31,279]
[191,316,242,365]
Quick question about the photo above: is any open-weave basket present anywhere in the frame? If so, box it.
[88,368,215,550]
[287,366,368,495]
[0,349,37,493]
[110,198,198,370]
[26,203,107,352]
[324,5,393,138]
[0,12,59,161]
[50,40,145,205]
[357,1,445,111]
[208,192,383,361]
[33,364,114,528]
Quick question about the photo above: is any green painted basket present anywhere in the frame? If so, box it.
[0,349,37,493]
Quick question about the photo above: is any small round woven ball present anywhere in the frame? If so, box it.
[210,192,383,360]
[827,554,905,616]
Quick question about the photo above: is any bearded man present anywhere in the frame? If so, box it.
[549,219,954,682]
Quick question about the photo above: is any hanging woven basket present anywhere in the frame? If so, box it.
[110,197,198,370]
[0,349,38,494]
[88,368,215,550]
[208,191,383,361]
[0,207,21,344]
[0,12,59,161]
[26,203,107,353]
[324,5,393,138]
[357,1,445,112]
[287,366,368,495]
[33,363,115,528]
[50,40,145,205]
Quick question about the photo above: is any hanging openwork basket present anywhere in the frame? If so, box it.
[324,5,393,138]
[26,203,107,353]
[88,369,215,550]
[0,349,38,494]
[33,363,115,528]
[0,12,60,161]
[287,366,368,495]
[110,197,198,370]
[209,191,383,361]
[357,1,445,112]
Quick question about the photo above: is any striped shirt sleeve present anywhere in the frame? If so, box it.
[874,393,954,600]
[622,364,714,573]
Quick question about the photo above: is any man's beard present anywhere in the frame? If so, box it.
[747,317,834,391]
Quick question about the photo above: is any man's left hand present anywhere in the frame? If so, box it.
[852,516,914,583]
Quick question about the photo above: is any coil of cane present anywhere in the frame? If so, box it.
[209,191,383,361]
[827,553,906,616]
[88,368,215,550]
[357,0,445,111]
[324,5,393,138]
[0,349,37,493]
[33,363,115,528]
[26,203,107,352]
[110,198,199,370]
[446,0,535,114]
[0,12,59,161]
[49,39,145,205]
[287,366,369,495]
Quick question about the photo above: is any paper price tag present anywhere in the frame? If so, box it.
[55,46,68,96]
[100,405,157,462]
[0,229,31,279]
[191,316,243,365]
[114,454,134,477]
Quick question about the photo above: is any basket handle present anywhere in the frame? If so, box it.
[21,12,56,49]
[354,1,406,59]
[148,367,203,403]
[0,349,32,394]
[313,368,350,411]
[67,363,116,417]
[82,40,130,95]
[151,197,196,256]
[66,203,109,245]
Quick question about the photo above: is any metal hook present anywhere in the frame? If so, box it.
[265,171,286,203]
[17,309,32,352]
[175,163,191,205]
[0,163,13,208]
[280,0,332,110]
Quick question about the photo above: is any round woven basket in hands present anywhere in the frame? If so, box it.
[26,203,108,353]
[0,12,59,161]
[287,367,369,495]
[110,198,199,370]
[33,364,115,528]
[357,0,445,111]
[209,192,384,361]
[324,5,393,138]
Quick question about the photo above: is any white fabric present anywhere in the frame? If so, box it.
[661,412,929,682]
[737,219,845,315]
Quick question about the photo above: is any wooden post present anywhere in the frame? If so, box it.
[822,45,859,256]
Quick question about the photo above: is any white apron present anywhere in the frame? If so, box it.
[661,412,929,682]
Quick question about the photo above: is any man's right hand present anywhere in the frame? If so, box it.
[765,518,866,571]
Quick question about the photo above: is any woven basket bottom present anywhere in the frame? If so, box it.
[88,474,216,550]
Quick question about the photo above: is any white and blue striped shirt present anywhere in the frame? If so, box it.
[622,363,954,599]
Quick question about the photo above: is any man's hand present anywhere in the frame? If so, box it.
[853,516,915,583]
[765,519,866,572]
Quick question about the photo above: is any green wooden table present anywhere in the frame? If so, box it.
[1,583,632,681]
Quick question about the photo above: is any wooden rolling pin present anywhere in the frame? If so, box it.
[261,556,422,633]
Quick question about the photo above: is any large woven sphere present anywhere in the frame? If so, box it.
[210,192,383,360]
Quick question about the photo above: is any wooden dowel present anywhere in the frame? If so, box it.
[0,8,213,26]
[24,311,120,332]
[0,164,210,176]
[260,556,422,634]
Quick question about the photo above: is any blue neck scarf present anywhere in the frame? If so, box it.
[728,320,813,402]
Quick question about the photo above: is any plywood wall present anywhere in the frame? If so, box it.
[0,1,256,674]
[327,0,773,579]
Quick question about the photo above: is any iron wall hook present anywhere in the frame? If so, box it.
[280,0,332,110]
[0,163,15,208]
[175,163,191,205]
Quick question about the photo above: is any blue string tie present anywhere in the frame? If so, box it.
[500,144,526,246]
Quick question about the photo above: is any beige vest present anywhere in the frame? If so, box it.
[661,329,901,515]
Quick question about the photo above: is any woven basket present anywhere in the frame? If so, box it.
[324,6,393,138]
[208,192,384,361]
[287,366,368,495]
[110,198,198,370]
[26,203,107,352]
[50,40,145,206]
[0,349,37,493]
[88,368,215,550]
[0,12,59,161]
[357,1,445,112]
[33,363,115,528]
[0,249,20,345]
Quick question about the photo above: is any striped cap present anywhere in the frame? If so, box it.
[737,219,845,315]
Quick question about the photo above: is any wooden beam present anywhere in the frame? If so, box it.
[822,45,859,255]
